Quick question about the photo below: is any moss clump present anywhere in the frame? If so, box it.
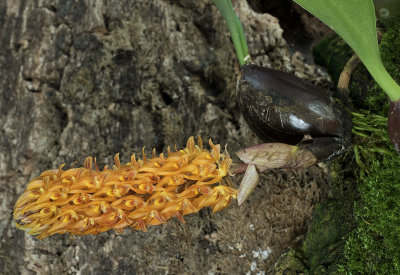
[342,152,400,274]
[273,249,306,275]
[312,34,354,85]
[341,16,400,274]
[300,184,355,274]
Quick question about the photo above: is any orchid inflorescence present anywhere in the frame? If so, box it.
[13,137,237,239]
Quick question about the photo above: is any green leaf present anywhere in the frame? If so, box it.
[293,0,400,101]
[213,0,249,66]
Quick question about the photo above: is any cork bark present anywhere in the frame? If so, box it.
[0,1,330,273]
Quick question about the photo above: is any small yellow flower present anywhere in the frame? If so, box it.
[14,137,237,239]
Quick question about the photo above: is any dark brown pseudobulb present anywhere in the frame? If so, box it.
[237,64,352,161]
[388,99,400,153]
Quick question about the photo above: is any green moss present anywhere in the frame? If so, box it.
[300,187,355,274]
[342,153,400,274]
[342,16,400,274]
[313,34,354,85]
[304,16,400,274]
[273,249,306,275]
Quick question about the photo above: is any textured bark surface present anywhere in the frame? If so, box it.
[0,1,330,274]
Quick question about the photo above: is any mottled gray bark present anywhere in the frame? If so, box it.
[0,1,330,274]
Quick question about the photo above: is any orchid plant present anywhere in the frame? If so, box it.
[294,0,400,152]
[213,0,400,153]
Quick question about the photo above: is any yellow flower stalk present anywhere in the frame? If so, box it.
[14,137,237,239]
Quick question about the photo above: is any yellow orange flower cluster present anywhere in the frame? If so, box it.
[14,137,237,239]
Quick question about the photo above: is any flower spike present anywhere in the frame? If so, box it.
[14,137,237,239]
